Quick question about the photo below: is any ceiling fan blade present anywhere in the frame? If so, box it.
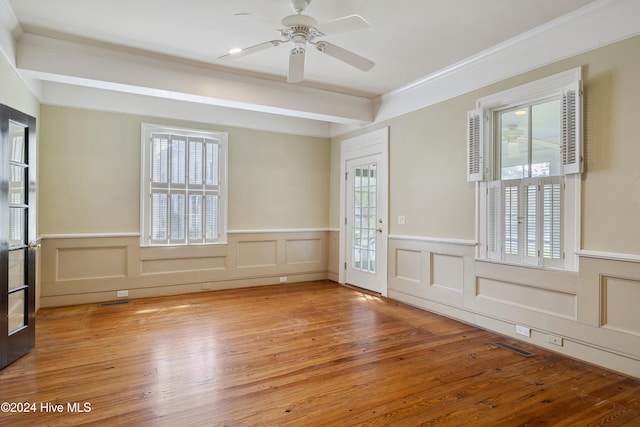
[288,47,306,83]
[315,14,370,36]
[315,41,374,71]
[218,40,280,59]
[233,11,279,28]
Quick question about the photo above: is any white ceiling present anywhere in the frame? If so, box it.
[2,0,639,135]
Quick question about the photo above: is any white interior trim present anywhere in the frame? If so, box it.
[577,250,640,264]
[388,234,477,247]
[339,127,390,289]
[476,67,582,109]
[40,232,141,239]
[0,0,19,65]
[39,230,331,239]
[372,0,640,125]
[227,228,330,234]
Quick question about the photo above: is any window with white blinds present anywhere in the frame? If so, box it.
[470,68,583,271]
[486,177,563,268]
[141,124,227,246]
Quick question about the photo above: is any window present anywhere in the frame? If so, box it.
[468,68,583,270]
[141,124,227,246]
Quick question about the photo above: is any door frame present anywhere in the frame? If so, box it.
[339,127,389,296]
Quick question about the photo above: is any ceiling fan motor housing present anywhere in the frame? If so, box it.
[281,14,318,43]
[281,14,318,29]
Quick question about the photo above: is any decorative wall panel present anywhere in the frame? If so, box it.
[56,246,127,281]
[236,240,278,268]
[286,239,322,264]
[41,231,329,306]
[476,278,577,320]
[601,276,640,336]
[430,253,463,292]
[395,249,421,283]
[141,256,226,275]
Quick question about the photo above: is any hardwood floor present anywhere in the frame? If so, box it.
[0,281,638,426]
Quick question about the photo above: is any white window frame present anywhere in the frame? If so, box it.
[140,123,228,247]
[471,68,583,271]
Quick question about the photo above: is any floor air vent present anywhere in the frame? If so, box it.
[494,341,536,357]
[99,301,129,307]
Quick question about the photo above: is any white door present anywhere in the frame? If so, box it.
[344,152,388,295]
[340,127,389,295]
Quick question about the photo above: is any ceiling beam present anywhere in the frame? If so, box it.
[16,33,374,126]
[39,81,332,138]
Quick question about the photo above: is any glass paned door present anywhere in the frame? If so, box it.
[1,106,37,369]
[345,151,387,296]
[352,163,377,273]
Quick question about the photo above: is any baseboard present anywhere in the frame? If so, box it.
[388,289,640,379]
[39,272,328,308]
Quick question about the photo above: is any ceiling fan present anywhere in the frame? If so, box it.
[219,0,375,83]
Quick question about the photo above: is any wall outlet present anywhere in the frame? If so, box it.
[279,276,288,283]
[398,215,406,225]
[116,290,129,298]
[515,325,531,337]
[547,335,564,346]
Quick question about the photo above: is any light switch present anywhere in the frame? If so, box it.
[398,215,406,225]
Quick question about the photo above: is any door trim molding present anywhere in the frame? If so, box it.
[339,127,389,294]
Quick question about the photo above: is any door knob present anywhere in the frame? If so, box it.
[28,242,41,249]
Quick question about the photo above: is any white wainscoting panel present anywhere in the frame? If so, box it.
[389,238,473,307]
[387,235,640,378]
[237,240,278,268]
[40,231,329,307]
[600,276,640,336]
[141,256,227,275]
[430,252,464,293]
[286,239,322,265]
[56,246,127,281]
[476,277,577,320]
[394,249,421,283]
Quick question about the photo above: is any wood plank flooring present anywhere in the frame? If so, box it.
[0,280,638,426]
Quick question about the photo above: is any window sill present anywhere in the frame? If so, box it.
[474,257,578,273]
[140,241,228,249]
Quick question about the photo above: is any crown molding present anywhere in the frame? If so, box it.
[372,0,640,125]
[4,0,640,139]
[0,0,19,65]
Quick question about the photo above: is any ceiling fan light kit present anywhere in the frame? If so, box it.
[221,0,375,83]
[291,0,312,14]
